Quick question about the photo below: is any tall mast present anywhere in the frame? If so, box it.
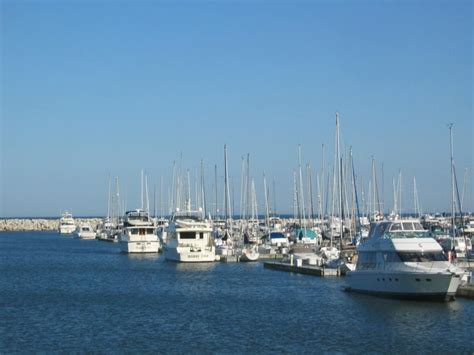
[307,164,315,224]
[448,123,456,239]
[316,171,322,220]
[141,169,144,210]
[246,154,251,221]
[398,169,402,219]
[145,172,150,213]
[186,169,191,211]
[239,156,245,220]
[321,143,325,219]
[107,174,111,219]
[153,183,156,218]
[160,175,164,218]
[214,164,218,219]
[263,172,269,224]
[298,145,306,230]
[200,159,206,217]
[224,144,230,222]
[272,177,277,215]
[461,168,468,211]
[335,112,343,243]
[293,170,299,221]
[381,162,385,216]
[170,161,176,213]
[115,177,121,219]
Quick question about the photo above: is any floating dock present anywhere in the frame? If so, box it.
[263,261,341,277]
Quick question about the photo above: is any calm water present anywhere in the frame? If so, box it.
[1,232,473,353]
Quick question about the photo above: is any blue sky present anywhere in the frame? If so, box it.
[1,0,472,217]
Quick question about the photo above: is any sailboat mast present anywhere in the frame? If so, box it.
[321,143,325,219]
[160,175,164,218]
[398,169,402,219]
[272,177,277,215]
[224,145,229,221]
[145,172,150,213]
[308,164,315,224]
[298,145,306,230]
[200,159,206,217]
[448,124,456,239]
[141,169,144,210]
[263,172,269,224]
[107,175,111,219]
[214,164,218,219]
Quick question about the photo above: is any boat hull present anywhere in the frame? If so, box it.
[77,233,96,239]
[164,247,216,262]
[59,225,76,234]
[240,250,259,262]
[346,270,462,301]
[120,240,160,253]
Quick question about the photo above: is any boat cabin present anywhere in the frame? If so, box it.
[368,220,429,239]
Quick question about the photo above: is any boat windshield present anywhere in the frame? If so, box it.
[381,221,429,238]
[383,231,431,238]
[397,251,447,262]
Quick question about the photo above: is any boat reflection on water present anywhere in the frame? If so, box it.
[173,261,217,273]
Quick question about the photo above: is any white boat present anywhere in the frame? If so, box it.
[346,220,467,301]
[164,211,217,263]
[76,224,96,239]
[119,209,160,253]
[437,236,472,259]
[59,211,76,234]
[156,217,169,244]
[240,244,259,262]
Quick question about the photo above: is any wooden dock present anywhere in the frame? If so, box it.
[263,261,341,277]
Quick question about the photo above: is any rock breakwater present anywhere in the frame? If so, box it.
[0,218,103,232]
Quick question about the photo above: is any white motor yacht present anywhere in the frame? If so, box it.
[346,220,466,301]
[76,224,96,239]
[164,210,216,262]
[119,209,160,253]
[59,211,76,234]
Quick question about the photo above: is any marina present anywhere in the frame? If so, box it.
[1,231,473,353]
[2,0,472,353]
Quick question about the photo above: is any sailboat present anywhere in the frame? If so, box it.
[238,154,259,262]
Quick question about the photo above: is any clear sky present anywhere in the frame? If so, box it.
[1,0,472,217]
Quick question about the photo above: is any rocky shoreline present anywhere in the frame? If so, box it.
[0,218,103,232]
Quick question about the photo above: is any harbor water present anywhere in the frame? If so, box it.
[1,232,473,353]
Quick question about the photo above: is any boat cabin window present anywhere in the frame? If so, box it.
[402,222,414,231]
[180,232,196,239]
[397,252,447,262]
[356,252,377,269]
[390,223,401,231]
[370,223,390,238]
[382,251,401,262]
[413,222,424,231]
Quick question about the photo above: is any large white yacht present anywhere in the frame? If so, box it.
[164,210,216,262]
[59,211,76,234]
[119,209,160,253]
[346,220,466,301]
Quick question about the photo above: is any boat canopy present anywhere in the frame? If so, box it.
[269,232,286,239]
[296,228,317,239]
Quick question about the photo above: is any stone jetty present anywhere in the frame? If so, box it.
[0,218,103,232]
